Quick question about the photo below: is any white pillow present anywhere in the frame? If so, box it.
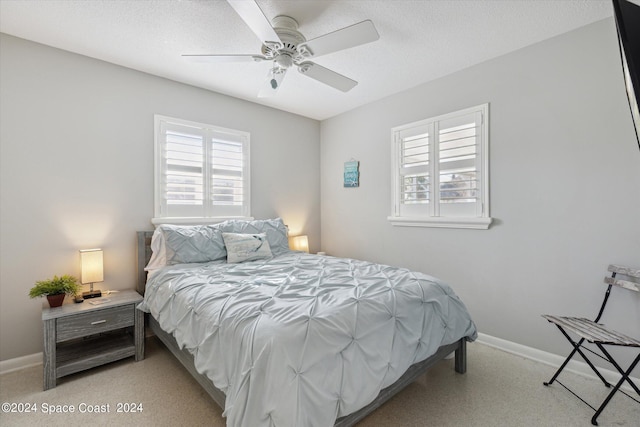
[145,227,168,272]
[222,232,273,263]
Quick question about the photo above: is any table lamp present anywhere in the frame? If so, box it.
[80,248,103,298]
[289,235,309,253]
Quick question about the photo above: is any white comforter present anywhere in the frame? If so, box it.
[139,252,477,426]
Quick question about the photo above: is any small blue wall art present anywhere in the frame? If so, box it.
[344,160,359,188]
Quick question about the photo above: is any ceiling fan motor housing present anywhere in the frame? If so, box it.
[262,15,307,68]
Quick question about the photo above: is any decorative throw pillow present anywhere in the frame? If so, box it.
[219,218,290,255]
[222,232,273,263]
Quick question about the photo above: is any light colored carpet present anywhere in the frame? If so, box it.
[1,338,638,426]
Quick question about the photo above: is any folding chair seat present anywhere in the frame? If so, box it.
[542,264,640,426]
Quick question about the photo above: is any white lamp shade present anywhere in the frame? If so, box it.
[80,249,104,284]
[289,235,309,253]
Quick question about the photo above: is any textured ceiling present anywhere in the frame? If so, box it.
[0,0,613,120]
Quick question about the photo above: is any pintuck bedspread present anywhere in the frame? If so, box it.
[139,252,477,427]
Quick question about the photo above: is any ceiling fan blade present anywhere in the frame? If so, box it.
[297,20,379,58]
[182,54,266,63]
[227,0,281,46]
[298,62,357,92]
[258,67,287,98]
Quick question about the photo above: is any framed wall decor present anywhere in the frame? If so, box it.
[344,160,359,187]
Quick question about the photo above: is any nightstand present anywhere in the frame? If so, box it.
[42,290,144,390]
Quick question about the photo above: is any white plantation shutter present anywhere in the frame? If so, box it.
[164,124,205,216]
[154,116,250,223]
[209,130,247,216]
[397,123,431,217]
[437,110,482,218]
[390,104,491,229]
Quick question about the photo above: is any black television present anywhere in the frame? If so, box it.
[613,0,640,151]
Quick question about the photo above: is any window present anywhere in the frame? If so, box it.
[153,115,251,225]
[388,104,491,229]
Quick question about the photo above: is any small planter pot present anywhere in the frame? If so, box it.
[46,294,65,308]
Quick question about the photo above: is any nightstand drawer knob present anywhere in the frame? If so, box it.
[91,320,107,325]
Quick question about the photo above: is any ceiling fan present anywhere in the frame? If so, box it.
[183,0,380,97]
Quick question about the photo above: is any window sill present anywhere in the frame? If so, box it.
[151,216,254,226]
[387,216,493,230]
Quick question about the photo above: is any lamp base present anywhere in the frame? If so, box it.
[83,290,102,299]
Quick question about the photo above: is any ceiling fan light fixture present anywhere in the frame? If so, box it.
[274,53,293,69]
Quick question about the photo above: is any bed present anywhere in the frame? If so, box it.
[136,219,477,426]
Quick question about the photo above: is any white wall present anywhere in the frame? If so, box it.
[0,34,320,361]
[320,18,640,366]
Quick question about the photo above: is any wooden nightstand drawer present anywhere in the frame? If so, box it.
[56,304,134,342]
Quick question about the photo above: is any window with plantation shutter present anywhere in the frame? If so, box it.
[389,104,492,229]
[153,115,251,225]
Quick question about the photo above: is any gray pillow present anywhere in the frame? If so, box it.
[158,224,227,265]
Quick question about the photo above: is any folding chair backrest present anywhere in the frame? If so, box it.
[594,264,640,323]
[605,264,640,292]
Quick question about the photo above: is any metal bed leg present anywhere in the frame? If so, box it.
[455,338,466,374]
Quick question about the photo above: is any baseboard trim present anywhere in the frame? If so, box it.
[0,352,42,375]
[476,333,639,392]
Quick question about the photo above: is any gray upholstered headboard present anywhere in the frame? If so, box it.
[136,231,154,295]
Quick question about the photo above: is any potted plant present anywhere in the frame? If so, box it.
[29,275,80,307]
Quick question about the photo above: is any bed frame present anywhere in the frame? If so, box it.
[136,231,468,426]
